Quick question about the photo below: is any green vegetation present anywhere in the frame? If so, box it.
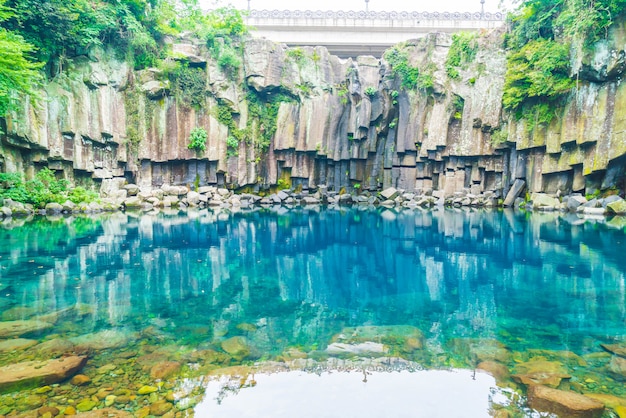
[286,47,305,63]
[446,32,478,79]
[167,63,206,108]
[337,84,350,105]
[503,0,626,125]
[451,95,464,120]
[490,127,508,146]
[0,0,43,115]
[0,0,248,119]
[384,45,420,90]
[226,135,238,157]
[203,7,248,77]
[503,38,573,113]
[364,86,377,97]
[215,90,294,155]
[384,44,435,92]
[246,90,294,152]
[0,168,98,208]
[188,127,207,152]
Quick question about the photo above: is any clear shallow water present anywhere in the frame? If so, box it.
[0,207,625,415]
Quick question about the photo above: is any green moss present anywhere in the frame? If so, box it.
[124,85,143,144]
[246,89,295,153]
[167,63,206,109]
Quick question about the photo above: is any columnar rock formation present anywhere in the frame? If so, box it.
[2,22,626,198]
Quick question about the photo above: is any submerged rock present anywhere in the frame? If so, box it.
[607,355,626,380]
[0,355,87,393]
[0,338,37,352]
[0,320,53,338]
[221,336,253,360]
[74,407,132,417]
[601,343,626,358]
[476,361,510,383]
[70,329,134,351]
[527,385,605,418]
[31,338,75,357]
[513,358,571,388]
[326,342,388,356]
[150,361,181,380]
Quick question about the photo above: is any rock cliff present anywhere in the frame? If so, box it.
[2,22,626,198]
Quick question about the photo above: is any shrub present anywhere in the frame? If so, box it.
[384,45,419,90]
[188,127,207,152]
[446,32,478,79]
[503,38,574,113]
[226,135,238,157]
[364,86,377,97]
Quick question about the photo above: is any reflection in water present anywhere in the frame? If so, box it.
[2,208,624,350]
[0,207,625,414]
[196,367,504,417]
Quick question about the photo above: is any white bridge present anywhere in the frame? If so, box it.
[247,9,505,58]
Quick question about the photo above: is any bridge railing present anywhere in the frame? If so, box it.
[248,9,505,22]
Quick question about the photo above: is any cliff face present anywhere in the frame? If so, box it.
[2,23,626,197]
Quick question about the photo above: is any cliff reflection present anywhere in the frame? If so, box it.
[0,207,624,356]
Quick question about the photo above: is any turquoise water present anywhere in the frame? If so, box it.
[0,207,625,415]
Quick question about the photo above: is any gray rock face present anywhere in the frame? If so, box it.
[3,27,626,199]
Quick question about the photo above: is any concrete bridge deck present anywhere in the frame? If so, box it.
[247,9,505,58]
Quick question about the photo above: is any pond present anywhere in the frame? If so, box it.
[0,207,624,417]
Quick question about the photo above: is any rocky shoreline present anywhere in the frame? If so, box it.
[2,181,626,220]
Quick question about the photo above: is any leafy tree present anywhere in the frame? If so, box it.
[0,0,42,115]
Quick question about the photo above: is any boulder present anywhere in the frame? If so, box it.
[0,320,53,338]
[503,180,526,207]
[123,196,142,208]
[186,191,201,206]
[0,355,87,393]
[531,193,560,210]
[62,200,77,212]
[44,202,63,213]
[583,207,606,215]
[380,187,400,200]
[567,195,587,212]
[527,385,604,418]
[123,184,139,196]
[607,198,626,215]
[608,355,626,379]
